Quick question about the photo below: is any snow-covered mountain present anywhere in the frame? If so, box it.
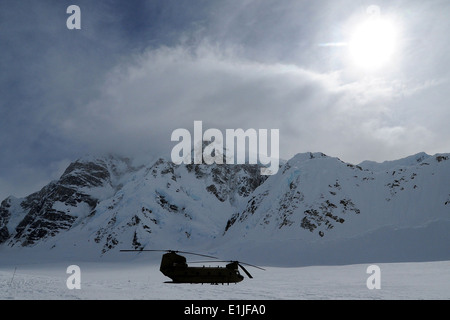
[0,152,449,266]
[220,152,450,265]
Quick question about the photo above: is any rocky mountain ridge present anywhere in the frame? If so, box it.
[0,151,449,265]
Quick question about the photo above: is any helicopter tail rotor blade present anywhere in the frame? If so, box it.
[238,263,253,279]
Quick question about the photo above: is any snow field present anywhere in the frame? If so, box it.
[1,260,448,300]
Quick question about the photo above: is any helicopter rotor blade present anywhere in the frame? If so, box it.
[119,249,218,259]
[189,261,254,279]
[176,251,219,259]
[120,249,170,252]
[237,261,265,271]
[119,249,168,253]
[189,260,228,264]
[190,260,265,271]
[238,263,253,279]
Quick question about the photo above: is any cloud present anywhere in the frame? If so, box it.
[52,44,332,158]
[51,42,439,165]
[1,0,449,201]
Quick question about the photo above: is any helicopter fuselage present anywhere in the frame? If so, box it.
[160,252,244,284]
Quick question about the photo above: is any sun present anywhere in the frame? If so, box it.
[348,16,398,70]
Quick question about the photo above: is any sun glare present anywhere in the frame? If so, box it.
[349,17,398,70]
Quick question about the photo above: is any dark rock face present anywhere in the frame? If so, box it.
[0,198,12,243]
[12,183,86,246]
[0,156,135,246]
[187,162,267,204]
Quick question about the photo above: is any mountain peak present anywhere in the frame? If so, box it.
[291,152,329,161]
[358,152,432,172]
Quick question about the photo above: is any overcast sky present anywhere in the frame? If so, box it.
[1,0,449,200]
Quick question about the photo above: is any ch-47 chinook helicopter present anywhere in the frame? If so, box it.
[120,249,265,284]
